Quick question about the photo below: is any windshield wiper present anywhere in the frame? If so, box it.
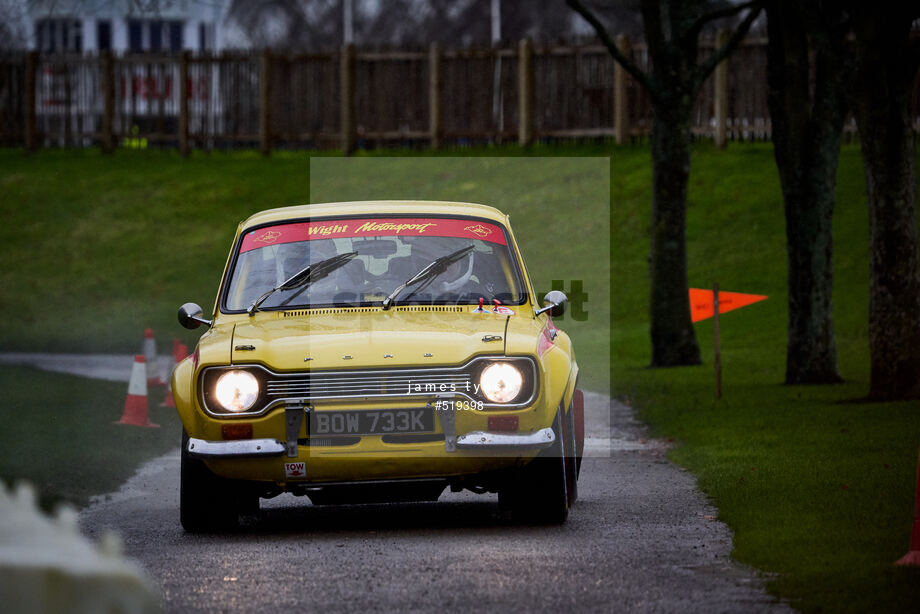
[382,245,474,310]
[247,251,357,316]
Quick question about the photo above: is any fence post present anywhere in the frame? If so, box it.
[260,48,272,156]
[100,50,114,153]
[178,51,189,157]
[518,38,534,147]
[23,51,38,153]
[714,30,729,149]
[428,42,441,150]
[340,43,356,155]
[613,35,629,145]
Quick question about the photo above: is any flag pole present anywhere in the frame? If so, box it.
[714,282,722,400]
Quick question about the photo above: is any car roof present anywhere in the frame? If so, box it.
[238,200,510,231]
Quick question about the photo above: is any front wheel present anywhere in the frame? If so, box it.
[500,409,569,524]
[564,403,579,506]
[180,430,254,532]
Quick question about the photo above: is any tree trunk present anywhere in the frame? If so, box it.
[766,1,845,384]
[566,0,759,369]
[850,8,920,401]
[780,153,842,384]
[649,97,702,367]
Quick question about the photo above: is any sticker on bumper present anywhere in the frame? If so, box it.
[284,462,305,478]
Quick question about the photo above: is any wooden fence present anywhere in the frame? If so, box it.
[1,37,913,154]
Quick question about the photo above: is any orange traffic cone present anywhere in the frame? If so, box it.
[895,448,920,566]
[160,383,176,408]
[174,340,189,363]
[160,341,176,407]
[160,339,191,408]
[143,328,164,386]
[116,355,159,427]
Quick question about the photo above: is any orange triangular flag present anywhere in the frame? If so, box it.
[689,288,767,322]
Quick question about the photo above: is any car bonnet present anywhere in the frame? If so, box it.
[227,308,512,370]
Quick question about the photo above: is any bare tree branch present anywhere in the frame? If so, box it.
[686,0,759,41]
[565,0,658,99]
[693,3,762,90]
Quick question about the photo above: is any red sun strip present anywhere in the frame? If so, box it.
[240,217,507,253]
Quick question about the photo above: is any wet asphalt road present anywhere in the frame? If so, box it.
[80,394,793,613]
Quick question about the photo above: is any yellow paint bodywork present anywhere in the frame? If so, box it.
[172,201,578,486]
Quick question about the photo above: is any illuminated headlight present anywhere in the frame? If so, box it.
[214,370,259,413]
[479,362,523,403]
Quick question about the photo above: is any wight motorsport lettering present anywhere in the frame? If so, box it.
[239,217,507,253]
[351,221,437,234]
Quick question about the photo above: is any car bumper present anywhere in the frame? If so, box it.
[455,427,555,448]
[186,427,555,459]
[187,437,286,457]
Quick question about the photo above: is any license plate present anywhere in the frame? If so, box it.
[309,408,434,436]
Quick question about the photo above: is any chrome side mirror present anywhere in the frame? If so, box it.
[534,290,567,317]
[178,302,212,329]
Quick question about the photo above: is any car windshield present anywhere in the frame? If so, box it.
[223,216,527,311]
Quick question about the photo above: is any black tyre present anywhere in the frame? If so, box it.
[500,409,569,524]
[573,405,584,482]
[180,429,252,532]
[564,404,579,506]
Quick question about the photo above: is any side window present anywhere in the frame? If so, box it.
[36,18,82,53]
[97,20,111,51]
[149,21,163,52]
[125,20,184,53]
[168,22,183,51]
[128,20,142,53]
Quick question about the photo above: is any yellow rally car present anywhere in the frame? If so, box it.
[173,201,584,530]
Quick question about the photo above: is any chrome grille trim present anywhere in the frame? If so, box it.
[198,356,537,417]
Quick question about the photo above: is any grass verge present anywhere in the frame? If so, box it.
[613,142,920,613]
[0,365,181,510]
[0,148,309,354]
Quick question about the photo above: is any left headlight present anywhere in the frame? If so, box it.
[479,362,524,403]
[213,370,260,413]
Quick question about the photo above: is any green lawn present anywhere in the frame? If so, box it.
[0,365,182,509]
[0,148,309,353]
[613,142,920,613]
[0,144,917,612]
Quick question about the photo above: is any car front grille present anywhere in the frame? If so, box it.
[265,369,474,401]
[199,356,537,417]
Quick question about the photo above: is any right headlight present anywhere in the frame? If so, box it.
[479,362,524,403]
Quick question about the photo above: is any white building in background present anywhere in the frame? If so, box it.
[22,0,230,54]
